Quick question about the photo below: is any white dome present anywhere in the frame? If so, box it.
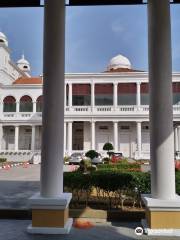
[0,32,8,46]
[17,54,30,72]
[107,54,131,70]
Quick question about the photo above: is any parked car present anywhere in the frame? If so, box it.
[111,152,123,163]
[91,153,103,165]
[69,153,83,165]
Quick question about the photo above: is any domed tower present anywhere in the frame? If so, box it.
[17,54,31,74]
[0,32,8,46]
[107,54,132,71]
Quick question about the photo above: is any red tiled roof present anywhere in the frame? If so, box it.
[13,77,42,85]
[105,68,143,73]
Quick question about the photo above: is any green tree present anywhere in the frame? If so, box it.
[103,142,114,157]
[85,150,98,160]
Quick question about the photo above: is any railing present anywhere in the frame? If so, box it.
[2,105,180,120]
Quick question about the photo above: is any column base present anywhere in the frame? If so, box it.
[27,218,73,234]
[141,194,180,236]
[27,192,72,235]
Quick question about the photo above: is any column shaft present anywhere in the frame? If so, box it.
[64,122,66,155]
[113,83,118,108]
[113,121,118,152]
[15,126,19,151]
[137,122,142,159]
[33,101,36,113]
[148,0,175,199]
[178,126,180,152]
[91,83,95,107]
[31,126,36,151]
[0,124,3,151]
[68,122,72,155]
[69,83,72,107]
[91,121,95,149]
[136,82,141,106]
[41,0,65,197]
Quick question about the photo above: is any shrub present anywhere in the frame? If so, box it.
[103,157,110,164]
[97,162,141,172]
[85,150,98,160]
[0,158,7,163]
[103,142,114,156]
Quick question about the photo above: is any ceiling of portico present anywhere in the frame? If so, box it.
[0,0,180,8]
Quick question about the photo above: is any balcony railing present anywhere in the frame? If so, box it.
[2,105,180,120]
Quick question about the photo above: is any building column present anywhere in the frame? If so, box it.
[64,122,66,155]
[174,126,178,152]
[64,84,67,107]
[67,122,72,155]
[16,101,20,113]
[177,126,180,152]
[33,101,36,113]
[91,121,95,150]
[113,83,118,109]
[136,82,141,107]
[142,0,180,236]
[31,126,36,151]
[15,125,19,151]
[0,124,3,151]
[91,83,95,108]
[136,122,142,159]
[68,83,72,108]
[28,0,72,235]
[113,121,118,152]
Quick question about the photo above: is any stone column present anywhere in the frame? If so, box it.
[33,101,36,113]
[136,122,142,159]
[15,125,19,151]
[136,82,141,107]
[64,84,67,107]
[142,0,180,235]
[178,126,180,152]
[64,122,66,155]
[113,121,118,152]
[31,126,36,151]
[16,101,20,113]
[91,83,95,108]
[0,124,3,151]
[174,126,178,152]
[28,0,72,235]
[113,83,118,108]
[68,83,72,108]
[91,121,95,150]
[68,121,72,155]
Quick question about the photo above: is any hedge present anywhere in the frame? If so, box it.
[97,162,141,171]
[64,170,180,209]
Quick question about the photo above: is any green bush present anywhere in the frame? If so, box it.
[103,142,114,156]
[0,158,7,163]
[85,150,98,160]
[97,162,141,171]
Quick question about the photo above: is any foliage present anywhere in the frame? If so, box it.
[64,156,70,164]
[85,150,98,160]
[97,162,141,172]
[77,159,92,173]
[0,158,7,163]
[103,143,114,156]
[102,157,111,164]
[176,171,180,195]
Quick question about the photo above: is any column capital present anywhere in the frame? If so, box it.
[113,120,119,124]
[113,82,118,86]
[136,81,141,86]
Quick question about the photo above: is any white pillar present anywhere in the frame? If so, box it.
[68,122,72,155]
[64,84,67,107]
[16,101,20,113]
[113,83,118,108]
[40,0,66,197]
[15,125,19,151]
[148,0,175,199]
[178,126,180,152]
[91,121,95,150]
[137,122,142,159]
[64,122,66,155]
[33,101,36,113]
[69,83,72,108]
[136,82,141,107]
[91,83,95,107]
[174,126,178,152]
[31,126,36,151]
[113,121,118,152]
[0,124,3,151]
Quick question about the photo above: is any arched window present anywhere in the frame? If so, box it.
[20,95,33,112]
[36,95,43,112]
[3,96,16,112]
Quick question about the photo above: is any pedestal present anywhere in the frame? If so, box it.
[27,193,72,234]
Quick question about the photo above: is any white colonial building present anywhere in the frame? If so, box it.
[0,31,180,161]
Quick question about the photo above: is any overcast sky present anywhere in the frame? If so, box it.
[0,4,180,76]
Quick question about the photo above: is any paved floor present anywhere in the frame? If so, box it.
[0,220,179,240]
